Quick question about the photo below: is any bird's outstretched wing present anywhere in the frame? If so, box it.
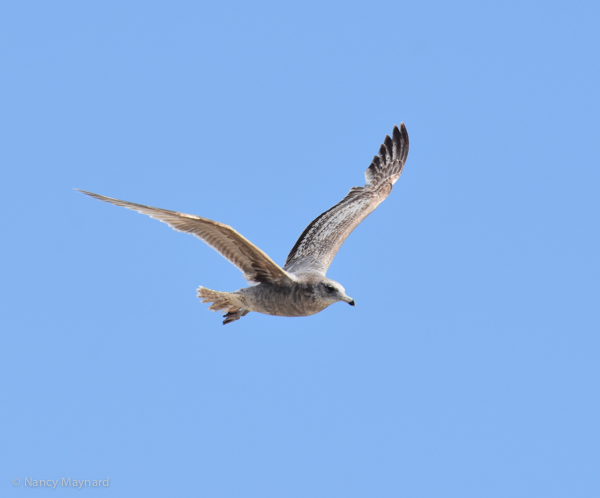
[78,190,294,285]
[283,123,409,276]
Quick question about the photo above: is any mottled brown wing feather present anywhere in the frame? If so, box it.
[283,123,409,276]
[78,190,293,285]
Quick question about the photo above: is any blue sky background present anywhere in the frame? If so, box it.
[1,1,599,496]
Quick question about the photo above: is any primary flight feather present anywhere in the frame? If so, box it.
[79,123,409,324]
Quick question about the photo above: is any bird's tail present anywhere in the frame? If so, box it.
[197,287,249,325]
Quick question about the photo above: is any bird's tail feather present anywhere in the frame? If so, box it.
[197,287,249,325]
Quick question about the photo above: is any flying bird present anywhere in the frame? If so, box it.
[79,124,409,324]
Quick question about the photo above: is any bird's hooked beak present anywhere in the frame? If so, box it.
[343,296,356,307]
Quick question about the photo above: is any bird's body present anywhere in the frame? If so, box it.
[80,124,409,324]
[200,278,352,324]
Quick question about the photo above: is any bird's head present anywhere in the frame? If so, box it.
[318,279,355,307]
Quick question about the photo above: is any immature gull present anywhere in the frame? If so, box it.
[79,124,409,324]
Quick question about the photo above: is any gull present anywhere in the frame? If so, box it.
[79,124,409,324]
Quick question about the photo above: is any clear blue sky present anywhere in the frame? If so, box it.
[2,1,599,496]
